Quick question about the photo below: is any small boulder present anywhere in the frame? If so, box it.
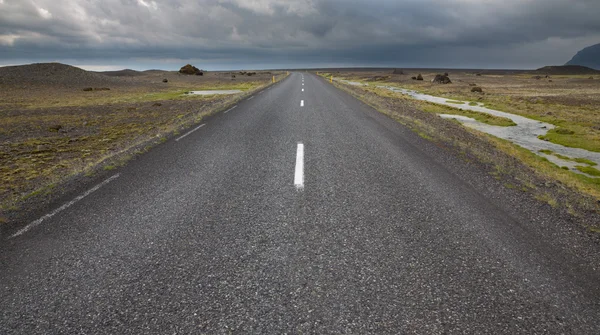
[179,64,203,75]
[162,79,168,83]
[416,74,424,81]
[475,73,482,76]
[152,103,162,107]
[392,68,404,75]
[48,125,62,132]
[471,86,483,93]
[432,74,451,84]
[83,87,93,91]
[411,76,417,80]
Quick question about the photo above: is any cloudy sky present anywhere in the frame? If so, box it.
[1,0,599,70]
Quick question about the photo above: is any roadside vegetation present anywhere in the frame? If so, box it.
[325,71,600,152]
[322,72,600,231]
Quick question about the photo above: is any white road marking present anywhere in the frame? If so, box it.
[248,96,254,100]
[302,88,304,92]
[224,105,237,114]
[294,143,304,190]
[176,124,206,142]
[301,100,304,107]
[10,174,121,238]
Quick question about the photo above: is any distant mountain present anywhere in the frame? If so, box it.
[565,43,600,70]
[534,65,600,75]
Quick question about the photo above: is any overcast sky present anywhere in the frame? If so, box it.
[1,0,599,70]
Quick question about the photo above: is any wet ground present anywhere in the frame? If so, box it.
[371,84,600,177]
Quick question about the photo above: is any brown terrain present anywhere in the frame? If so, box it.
[0,63,281,222]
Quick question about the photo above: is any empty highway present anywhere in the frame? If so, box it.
[1,73,600,334]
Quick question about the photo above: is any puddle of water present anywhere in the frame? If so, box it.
[186,90,243,95]
[345,81,367,86]
[373,85,600,176]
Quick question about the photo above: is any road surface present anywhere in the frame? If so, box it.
[1,73,599,334]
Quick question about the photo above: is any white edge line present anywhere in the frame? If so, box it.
[224,105,237,114]
[10,174,121,239]
[175,124,205,142]
[294,143,304,190]
[248,96,254,100]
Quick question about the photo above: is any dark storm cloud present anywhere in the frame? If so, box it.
[1,0,600,69]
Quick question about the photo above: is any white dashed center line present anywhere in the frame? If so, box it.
[301,100,304,107]
[302,88,304,92]
[10,174,121,238]
[294,143,304,190]
[176,124,205,142]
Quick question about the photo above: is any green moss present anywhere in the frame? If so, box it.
[420,102,516,127]
[575,165,600,176]
[539,126,600,152]
[539,149,598,166]
[573,157,598,166]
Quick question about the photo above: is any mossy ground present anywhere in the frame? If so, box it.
[0,71,286,215]
[326,71,600,152]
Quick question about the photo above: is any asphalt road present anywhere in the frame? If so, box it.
[1,73,600,334]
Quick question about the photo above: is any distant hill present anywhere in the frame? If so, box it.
[143,69,171,75]
[533,65,600,75]
[0,63,122,87]
[99,69,144,77]
[565,43,600,70]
